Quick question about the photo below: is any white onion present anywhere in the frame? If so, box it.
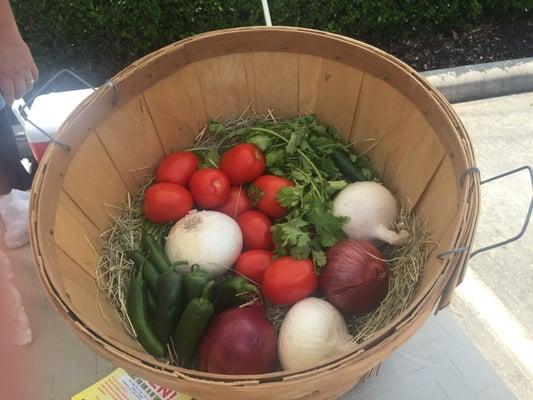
[278,297,352,371]
[165,210,242,277]
[332,182,409,246]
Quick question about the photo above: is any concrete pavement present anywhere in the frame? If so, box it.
[451,91,533,400]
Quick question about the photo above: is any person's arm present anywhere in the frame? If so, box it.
[0,0,38,106]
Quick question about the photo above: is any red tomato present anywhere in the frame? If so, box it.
[262,257,317,305]
[237,210,274,251]
[252,175,293,219]
[189,168,230,209]
[235,250,274,284]
[143,183,193,223]
[155,151,199,186]
[219,143,266,185]
[215,186,252,219]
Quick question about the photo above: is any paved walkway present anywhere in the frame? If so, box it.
[450,91,533,400]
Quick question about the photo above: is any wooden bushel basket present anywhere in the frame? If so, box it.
[30,27,480,400]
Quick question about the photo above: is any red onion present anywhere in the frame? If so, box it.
[318,240,389,314]
[197,305,277,374]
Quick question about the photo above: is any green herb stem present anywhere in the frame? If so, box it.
[249,127,325,186]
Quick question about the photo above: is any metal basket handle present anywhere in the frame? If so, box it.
[437,165,532,260]
[25,69,95,106]
[470,165,533,257]
[437,165,532,311]
[15,69,96,151]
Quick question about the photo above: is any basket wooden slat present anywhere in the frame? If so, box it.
[96,95,165,191]
[63,131,129,230]
[297,54,322,114]
[197,53,252,118]
[351,74,406,175]
[143,65,206,155]
[54,190,101,275]
[30,27,480,399]
[54,248,148,359]
[313,58,364,137]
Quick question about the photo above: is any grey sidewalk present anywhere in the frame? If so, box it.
[344,310,515,400]
[451,91,533,400]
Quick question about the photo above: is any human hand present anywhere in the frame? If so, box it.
[0,26,38,106]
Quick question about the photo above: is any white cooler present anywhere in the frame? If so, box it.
[20,89,93,162]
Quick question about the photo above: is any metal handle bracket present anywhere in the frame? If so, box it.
[470,165,533,257]
[437,165,533,260]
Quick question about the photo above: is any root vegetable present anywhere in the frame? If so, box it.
[319,240,390,314]
[278,297,352,370]
[165,211,242,278]
[197,305,277,374]
[332,182,409,246]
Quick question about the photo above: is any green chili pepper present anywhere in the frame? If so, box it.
[142,232,171,273]
[146,288,157,317]
[154,270,185,344]
[126,250,159,296]
[127,265,165,358]
[331,149,365,182]
[172,281,214,368]
[183,267,211,303]
[210,276,259,314]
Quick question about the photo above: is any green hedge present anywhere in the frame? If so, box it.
[11,0,533,84]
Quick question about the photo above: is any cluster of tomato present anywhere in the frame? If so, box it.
[143,143,318,305]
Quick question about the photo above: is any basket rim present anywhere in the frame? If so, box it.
[30,26,480,385]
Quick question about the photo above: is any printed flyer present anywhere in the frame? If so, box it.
[72,368,193,400]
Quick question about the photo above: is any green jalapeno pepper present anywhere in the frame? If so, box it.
[127,264,165,358]
[210,276,259,314]
[172,281,214,368]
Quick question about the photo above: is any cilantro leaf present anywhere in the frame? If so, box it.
[199,149,220,168]
[325,180,348,197]
[208,121,225,135]
[328,180,348,191]
[311,124,329,137]
[309,135,334,149]
[290,244,312,260]
[269,167,285,177]
[286,130,304,155]
[308,203,347,247]
[312,250,327,269]
[290,170,310,184]
[316,156,339,177]
[246,134,272,151]
[362,168,374,180]
[271,218,311,259]
[265,149,286,168]
[276,186,300,208]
